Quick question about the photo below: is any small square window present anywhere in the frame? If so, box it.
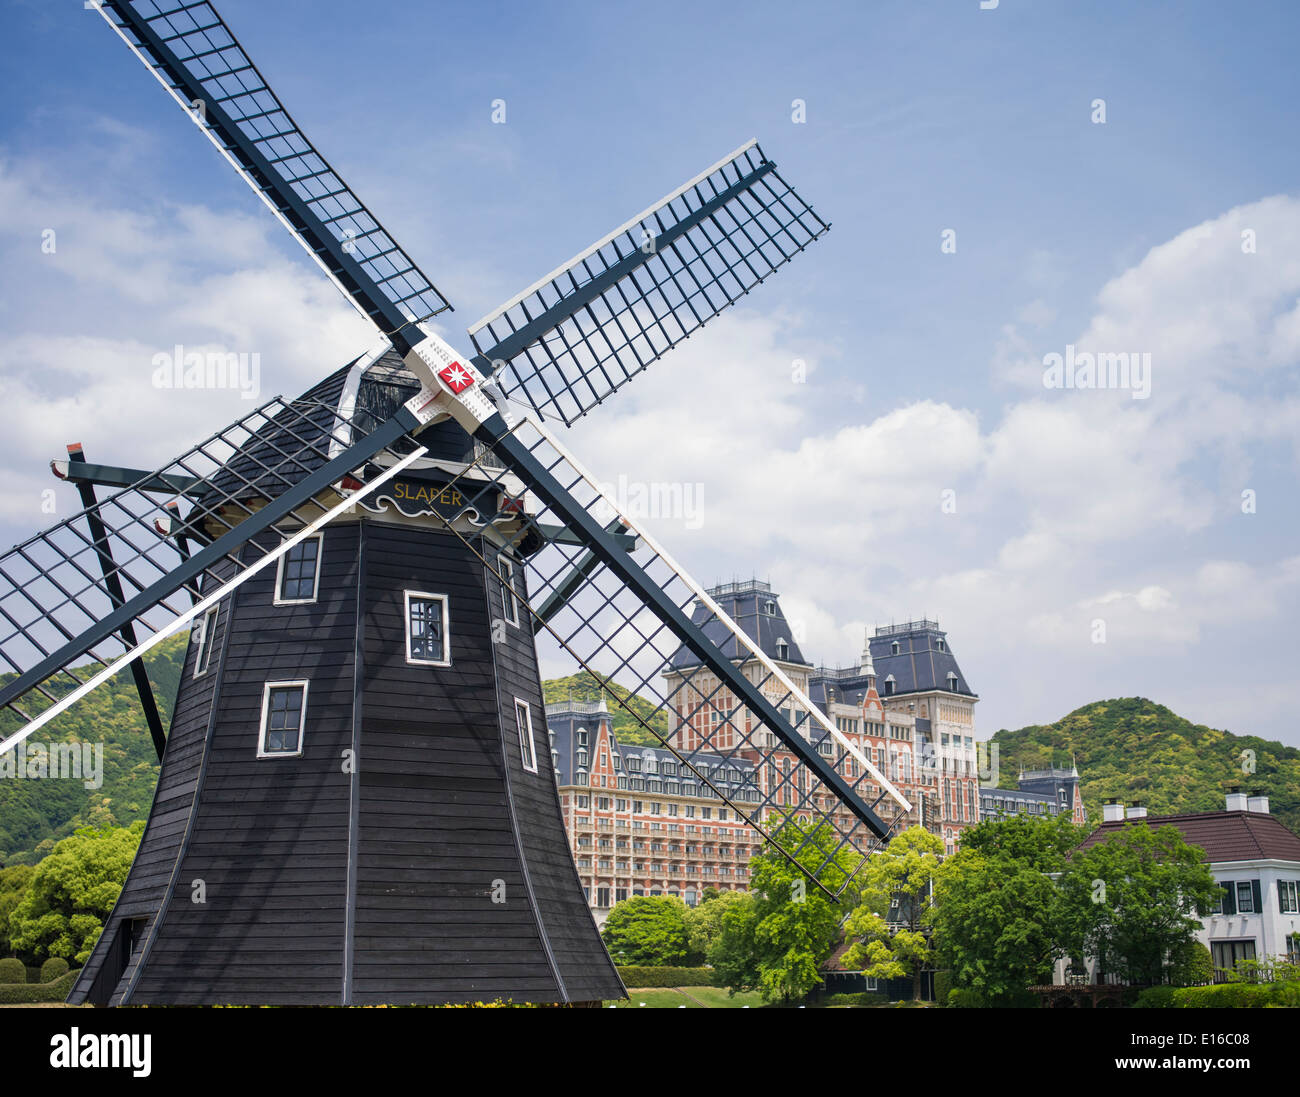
[499,556,520,628]
[515,700,537,774]
[258,681,308,758]
[274,535,322,604]
[405,591,450,666]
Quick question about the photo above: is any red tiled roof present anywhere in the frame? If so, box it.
[1077,810,1300,864]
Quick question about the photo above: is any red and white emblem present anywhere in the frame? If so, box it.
[438,361,475,394]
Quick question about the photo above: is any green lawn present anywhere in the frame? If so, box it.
[607,986,766,1008]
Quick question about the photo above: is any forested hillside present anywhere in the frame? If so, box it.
[0,634,183,865]
[989,697,1300,835]
[540,671,667,746]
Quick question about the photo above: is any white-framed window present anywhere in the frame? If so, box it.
[404,590,450,666]
[1236,881,1256,914]
[498,555,520,627]
[192,604,219,678]
[274,534,323,604]
[514,699,537,773]
[1278,880,1299,914]
[257,680,308,758]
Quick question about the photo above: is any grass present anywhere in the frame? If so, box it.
[606,986,766,1008]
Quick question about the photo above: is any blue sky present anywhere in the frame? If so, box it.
[2,0,1299,749]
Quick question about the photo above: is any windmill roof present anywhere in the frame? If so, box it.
[1077,810,1300,864]
[202,351,471,507]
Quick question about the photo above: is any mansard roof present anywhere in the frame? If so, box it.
[668,579,810,671]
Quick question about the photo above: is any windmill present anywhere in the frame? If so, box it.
[0,0,912,1006]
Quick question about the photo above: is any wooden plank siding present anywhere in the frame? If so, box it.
[72,516,623,1007]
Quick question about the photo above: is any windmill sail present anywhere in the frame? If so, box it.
[385,408,912,897]
[0,379,427,750]
[469,140,830,424]
[95,0,451,351]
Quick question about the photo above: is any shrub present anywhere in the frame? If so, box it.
[0,957,26,984]
[932,970,952,1007]
[0,969,80,1004]
[40,957,70,983]
[947,987,986,1008]
[1135,985,1178,1009]
[1169,982,1297,1008]
[824,992,887,1007]
[616,965,717,988]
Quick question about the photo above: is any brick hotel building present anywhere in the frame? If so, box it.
[547,580,983,923]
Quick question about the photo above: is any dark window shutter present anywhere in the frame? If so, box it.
[1252,880,1263,914]
[1222,881,1236,915]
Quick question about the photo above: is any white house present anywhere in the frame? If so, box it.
[1058,790,1300,983]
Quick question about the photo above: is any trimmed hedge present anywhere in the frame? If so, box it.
[824,992,887,1007]
[1134,985,1178,1009]
[616,965,718,988]
[40,957,70,983]
[0,969,79,1004]
[0,958,26,985]
[1169,981,1300,1008]
[947,988,986,1008]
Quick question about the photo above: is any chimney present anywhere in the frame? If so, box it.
[1127,801,1147,820]
[1225,787,1248,812]
[1247,789,1270,815]
[1102,798,1124,823]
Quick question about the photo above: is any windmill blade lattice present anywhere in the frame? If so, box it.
[469,141,829,425]
[97,0,452,348]
[0,388,424,746]
[388,412,912,898]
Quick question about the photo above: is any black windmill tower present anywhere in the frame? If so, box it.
[0,0,912,1006]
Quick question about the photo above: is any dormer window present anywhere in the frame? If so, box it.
[883,674,896,697]
[891,640,900,655]
[947,672,959,691]
[936,638,946,652]
[776,637,789,661]
[764,600,776,615]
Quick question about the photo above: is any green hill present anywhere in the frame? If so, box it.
[989,697,1300,835]
[541,671,668,747]
[0,633,184,865]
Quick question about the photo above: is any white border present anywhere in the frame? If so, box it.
[273,532,324,605]
[403,590,451,667]
[514,697,538,774]
[257,679,309,759]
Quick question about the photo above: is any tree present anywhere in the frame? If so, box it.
[842,826,945,1000]
[932,813,1083,1004]
[7,821,144,964]
[600,895,695,966]
[933,851,1067,1004]
[0,864,35,956]
[1061,823,1217,986]
[711,816,860,1005]
[684,888,748,961]
[959,810,1084,871]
